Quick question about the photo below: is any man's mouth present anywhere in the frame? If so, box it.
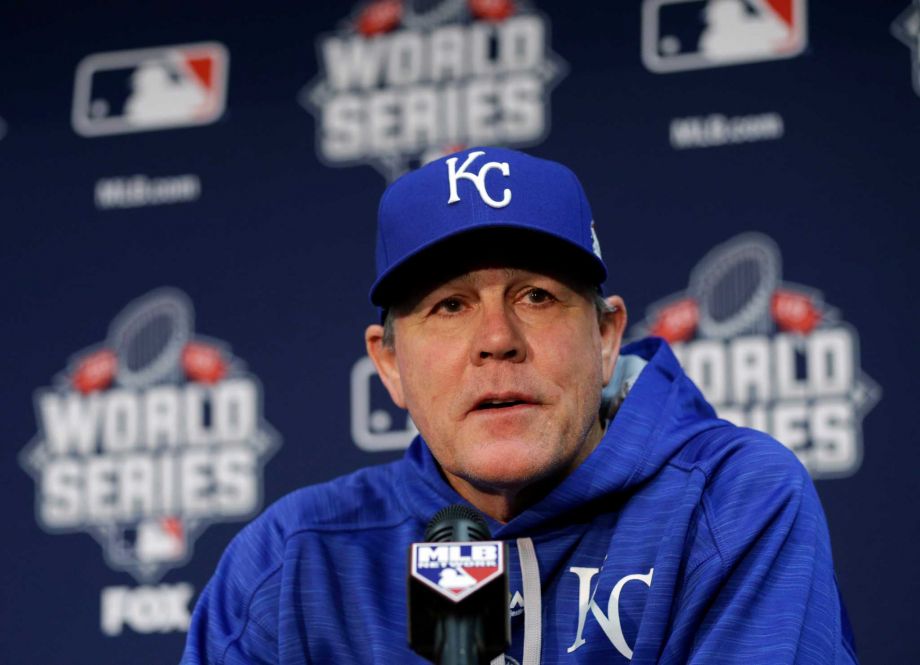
[476,400,527,410]
[472,395,536,412]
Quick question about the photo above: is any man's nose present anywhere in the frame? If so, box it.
[471,302,526,365]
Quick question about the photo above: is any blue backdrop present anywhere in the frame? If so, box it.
[2,1,918,662]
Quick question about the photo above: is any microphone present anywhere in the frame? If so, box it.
[408,505,510,665]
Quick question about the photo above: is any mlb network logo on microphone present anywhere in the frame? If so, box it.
[411,542,504,602]
[72,42,229,137]
[642,0,808,73]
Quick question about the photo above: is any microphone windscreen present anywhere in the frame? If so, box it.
[424,504,491,542]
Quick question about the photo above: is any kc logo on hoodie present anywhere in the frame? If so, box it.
[567,566,655,659]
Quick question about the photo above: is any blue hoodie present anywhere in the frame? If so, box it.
[182,338,857,664]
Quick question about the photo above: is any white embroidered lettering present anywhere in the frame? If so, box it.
[566,566,654,659]
[445,151,511,208]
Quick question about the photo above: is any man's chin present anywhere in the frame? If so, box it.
[455,444,561,491]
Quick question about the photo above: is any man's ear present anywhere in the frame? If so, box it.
[365,323,406,408]
[599,295,627,385]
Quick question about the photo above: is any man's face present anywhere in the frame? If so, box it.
[367,264,625,497]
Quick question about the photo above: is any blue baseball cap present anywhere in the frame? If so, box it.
[370,146,607,306]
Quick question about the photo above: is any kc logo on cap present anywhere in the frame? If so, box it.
[445,151,512,209]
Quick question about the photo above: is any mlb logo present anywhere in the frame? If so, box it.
[135,518,187,563]
[411,542,504,603]
[351,356,418,452]
[642,0,807,73]
[72,42,228,137]
[891,2,920,97]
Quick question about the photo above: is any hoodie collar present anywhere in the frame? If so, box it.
[395,338,719,537]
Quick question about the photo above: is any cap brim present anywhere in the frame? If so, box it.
[369,223,607,307]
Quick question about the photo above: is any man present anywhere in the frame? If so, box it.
[182,147,858,664]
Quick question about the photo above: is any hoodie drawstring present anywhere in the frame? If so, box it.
[489,537,542,665]
[518,537,542,665]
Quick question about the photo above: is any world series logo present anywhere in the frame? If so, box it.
[633,233,880,478]
[300,0,567,181]
[19,288,281,582]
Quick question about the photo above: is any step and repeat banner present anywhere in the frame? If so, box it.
[1,1,917,662]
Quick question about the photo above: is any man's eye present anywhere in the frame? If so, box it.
[434,297,463,313]
[525,288,554,304]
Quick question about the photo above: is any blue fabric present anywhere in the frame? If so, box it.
[370,146,606,305]
[181,338,858,664]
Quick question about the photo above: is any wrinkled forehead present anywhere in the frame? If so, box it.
[382,228,602,313]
